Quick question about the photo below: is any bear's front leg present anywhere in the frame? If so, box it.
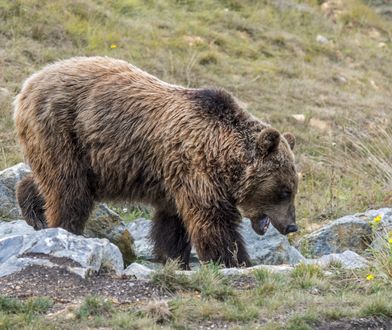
[185,205,251,268]
[151,209,192,270]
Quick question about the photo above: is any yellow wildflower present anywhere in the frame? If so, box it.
[366,274,375,281]
[373,215,382,223]
[389,238,392,244]
[110,44,117,49]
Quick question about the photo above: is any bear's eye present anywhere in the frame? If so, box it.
[279,190,291,200]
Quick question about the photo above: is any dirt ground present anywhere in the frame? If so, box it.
[0,266,391,329]
[316,317,392,330]
[0,265,168,304]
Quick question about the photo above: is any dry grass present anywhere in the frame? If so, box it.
[1,0,391,226]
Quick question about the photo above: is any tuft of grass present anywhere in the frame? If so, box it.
[143,299,172,324]
[0,296,52,315]
[369,231,392,283]
[359,295,392,318]
[150,260,191,293]
[109,204,151,222]
[76,296,113,319]
[111,311,158,329]
[0,296,53,330]
[190,263,234,300]
[221,296,259,322]
[151,261,234,299]
[285,312,319,330]
[253,269,286,302]
[290,263,324,290]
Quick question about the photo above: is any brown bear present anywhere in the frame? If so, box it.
[14,56,298,269]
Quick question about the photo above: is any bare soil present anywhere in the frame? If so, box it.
[316,317,392,330]
[0,265,167,304]
[0,266,391,329]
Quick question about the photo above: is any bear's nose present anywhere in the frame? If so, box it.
[286,224,298,234]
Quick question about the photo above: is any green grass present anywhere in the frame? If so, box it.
[109,204,152,222]
[75,295,113,319]
[1,1,392,326]
[1,263,392,328]
[1,0,392,228]
[0,297,53,330]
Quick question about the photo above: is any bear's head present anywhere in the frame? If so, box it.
[238,128,298,236]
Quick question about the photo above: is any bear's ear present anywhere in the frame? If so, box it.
[283,132,295,150]
[256,128,280,156]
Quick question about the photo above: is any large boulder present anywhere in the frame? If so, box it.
[298,208,392,257]
[127,218,305,265]
[0,220,124,278]
[84,204,137,266]
[298,215,372,257]
[241,219,305,265]
[0,163,137,264]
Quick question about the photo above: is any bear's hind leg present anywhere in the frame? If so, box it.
[16,174,47,230]
[151,209,192,270]
[38,163,95,235]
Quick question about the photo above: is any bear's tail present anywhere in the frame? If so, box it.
[16,174,47,230]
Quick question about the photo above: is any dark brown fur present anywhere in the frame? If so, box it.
[14,56,298,268]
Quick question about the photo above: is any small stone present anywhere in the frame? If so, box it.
[316,34,329,44]
[291,114,305,123]
[123,262,153,280]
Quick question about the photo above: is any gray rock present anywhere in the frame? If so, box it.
[124,262,153,280]
[0,163,137,264]
[0,220,124,278]
[365,208,392,251]
[298,215,373,257]
[84,204,137,266]
[126,218,153,260]
[0,220,35,237]
[308,250,368,269]
[127,218,305,265]
[240,219,305,265]
[362,208,392,231]
[298,208,392,257]
[220,264,294,276]
[0,163,31,219]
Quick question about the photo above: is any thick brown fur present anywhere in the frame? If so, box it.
[14,56,298,268]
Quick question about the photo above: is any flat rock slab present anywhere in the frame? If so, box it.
[0,220,124,278]
[307,250,368,269]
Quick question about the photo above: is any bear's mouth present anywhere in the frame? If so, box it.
[251,214,270,236]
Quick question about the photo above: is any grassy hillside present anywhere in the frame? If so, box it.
[1,0,392,233]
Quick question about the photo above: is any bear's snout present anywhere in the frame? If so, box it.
[285,224,298,234]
